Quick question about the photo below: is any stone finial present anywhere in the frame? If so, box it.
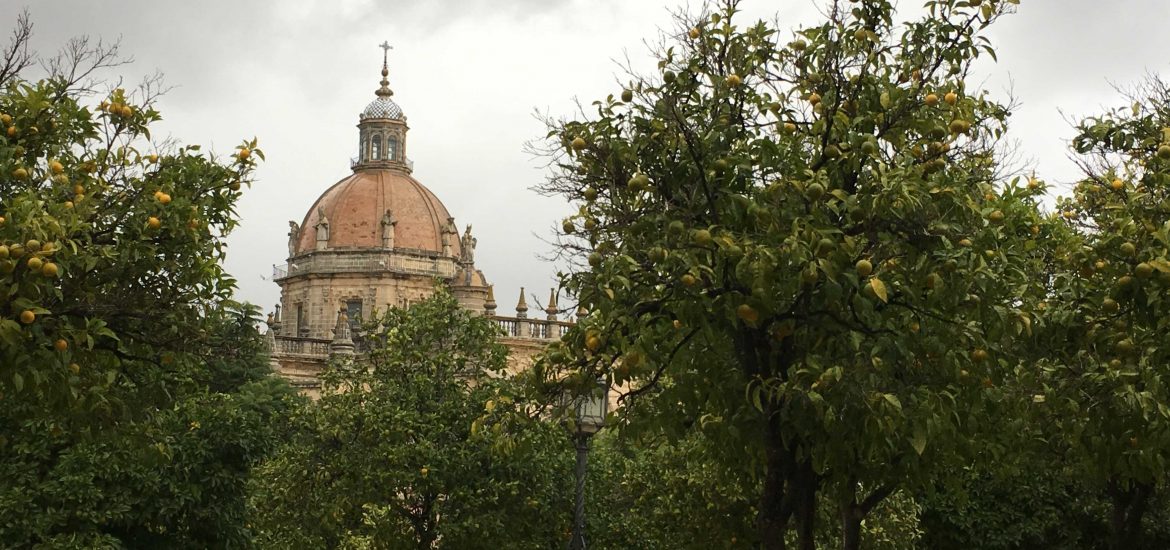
[377,41,395,98]
[271,304,283,335]
[329,307,355,356]
[515,287,528,319]
[545,288,559,320]
[484,285,497,316]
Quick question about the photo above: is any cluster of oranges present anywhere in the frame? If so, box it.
[0,239,60,326]
[98,99,134,118]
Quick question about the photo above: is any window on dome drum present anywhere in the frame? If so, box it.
[372,133,383,160]
[345,300,363,332]
[387,136,398,161]
[295,303,307,337]
[360,136,368,161]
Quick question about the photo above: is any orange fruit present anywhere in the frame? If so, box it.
[19,310,35,324]
[736,304,759,324]
[585,335,601,352]
[855,259,873,277]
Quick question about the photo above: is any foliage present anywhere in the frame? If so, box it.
[585,431,758,550]
[918,466,1170,549]
[0,24,297,547]
[534,0,1037,547]
[250,288,574,549]
[0,304,299,548]
[1023,75,1170,547]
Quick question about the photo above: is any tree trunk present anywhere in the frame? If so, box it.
[1108,478,1152,550]
[839,479,896,550]
[841,505,863,550]
[792,459,818,550]
[757,405,793,550]
[756,401,821,550]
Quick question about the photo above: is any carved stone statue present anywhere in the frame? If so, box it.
[440,216,458,257]
[287,221,300,256]
[315,207,330,250]
[380,209,397,248]
[460,224,477,264]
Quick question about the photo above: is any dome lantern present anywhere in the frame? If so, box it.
[354,42,409,172]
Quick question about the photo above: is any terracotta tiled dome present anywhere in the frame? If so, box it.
[295,170,459,256]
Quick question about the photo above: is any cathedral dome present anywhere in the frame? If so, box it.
[294,170,460,257]
[361,96,404,121]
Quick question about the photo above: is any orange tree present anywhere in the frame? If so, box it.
[249,288,574,549]
[0,36,297,545]
[534,0,1043,548]
[1027,77,1170,549]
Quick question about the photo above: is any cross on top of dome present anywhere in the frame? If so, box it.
[376,41,393,98]
[361,41,404,121]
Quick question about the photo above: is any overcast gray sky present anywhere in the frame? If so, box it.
[5,0,1170,315]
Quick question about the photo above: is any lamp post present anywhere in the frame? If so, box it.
[567,377,608,550]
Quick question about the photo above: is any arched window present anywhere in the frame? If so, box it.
[387,136,398,161]
[359,135,368,161]
[372,133,383,160]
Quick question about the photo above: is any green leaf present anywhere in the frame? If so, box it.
[911,427,927,456]
[870,277,888,303]
[1148,258,1170,273]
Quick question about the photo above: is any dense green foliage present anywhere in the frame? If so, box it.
[534,0,1044,547]
[532,0,1170,548]
[249,289,575,549]
[0,42,299,547]
[11,3,1170,548]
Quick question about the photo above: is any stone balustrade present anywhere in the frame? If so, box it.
[491,315,570,340]
[273,249,458,281]
[274,335,332,356]
[270,315,569,363]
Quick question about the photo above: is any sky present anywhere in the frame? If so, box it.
[4,0,1170,315]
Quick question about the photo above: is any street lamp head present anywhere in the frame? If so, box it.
[566,377,609,437]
